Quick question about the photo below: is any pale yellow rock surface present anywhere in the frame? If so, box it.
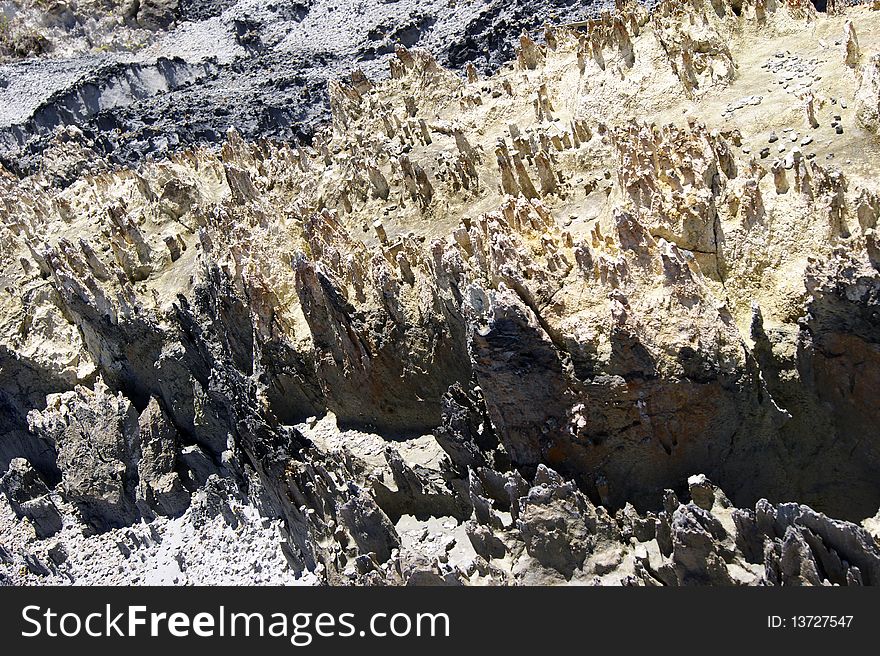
[3,0,880,586]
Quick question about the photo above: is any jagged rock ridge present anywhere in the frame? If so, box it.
[1,0,880,585]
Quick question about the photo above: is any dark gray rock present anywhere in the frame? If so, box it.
[137,0,180,30]
[516,465,596,578]
[135,397,190,517]
[338,488,400,564]
[0,458,63,538]
[671,503,734,585]
[28,382,140,532]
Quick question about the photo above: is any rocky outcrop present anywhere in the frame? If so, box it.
[2,0,880,586]
[0,458,62,538]
[135,0,180,31]
[27,382,142,531]
[857,54,880,132]
[135,397,190,517]
[24,382,195,530]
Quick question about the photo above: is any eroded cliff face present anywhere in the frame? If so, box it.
[2,0,880,586]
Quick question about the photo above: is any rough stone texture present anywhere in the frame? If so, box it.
[1,0,880,586]
[0,474,313,585]
[0,0,630,180]
[28,381,141,531]
[136,0,181,31]
[0,458,62,538]
[857,53,880,131]
[135,397,191,517]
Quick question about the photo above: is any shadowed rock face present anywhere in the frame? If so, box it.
[0,458,62,538]
[2,0,880,586]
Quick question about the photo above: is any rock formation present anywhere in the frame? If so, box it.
[2,0,880,586]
